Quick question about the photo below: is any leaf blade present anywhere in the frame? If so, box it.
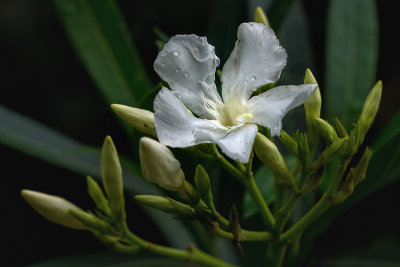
[324,0,378,129]
[53,0,151,106]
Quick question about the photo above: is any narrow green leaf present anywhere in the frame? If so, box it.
[325,0,378,129]
[373,109,400,151]
[0,105,192,247]
[53,0,151,106]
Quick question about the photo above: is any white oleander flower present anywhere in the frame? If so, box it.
[153,22,317,163]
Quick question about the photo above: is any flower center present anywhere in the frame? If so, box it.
[216,97,252,127]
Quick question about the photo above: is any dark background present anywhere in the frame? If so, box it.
[1,0,399,266]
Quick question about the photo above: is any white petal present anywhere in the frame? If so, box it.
[154,87,227,148]
[154,35,221,119]
[221,22,287,102]
[213,124,258,163]
[247,84,317,136]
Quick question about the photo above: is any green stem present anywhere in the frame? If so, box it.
[124,230,235,267]
[273,194,300,235]
[279,194,330,244]
[212,225,273,242]
[244,175,276,229]
[274,181,288,215]
[215,212,273,241]
[209,144,246,180]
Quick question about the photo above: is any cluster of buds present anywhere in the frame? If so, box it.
[22,136,139,251]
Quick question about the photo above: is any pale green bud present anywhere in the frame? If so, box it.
[69,209,115,234]
[21,190,88,230]
[313,118,338,143]
[254,7,269,26]
[358,81,382,143]
[333,118,348,138]
[139,137,185,191]
[304,69,321,119]
[304,69,321,152]
[86,176,111,216]
[135,195,195,217]
[194,165,212,202]
[101,136,125,222]
[111,104,155,136]
[341,126,359,158]
[254,133,296,187]
[278,131,299,158]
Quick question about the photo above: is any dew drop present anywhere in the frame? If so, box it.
[194,48,199,54]
[184,72,189,77]
[251,76,256,82]
[173,50,180,56]
[160,62,166,67]
[263,58,267,63]
[175,68,180,73]
[160,51,167,57]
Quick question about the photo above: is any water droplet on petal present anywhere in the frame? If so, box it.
[194,48,199,54]
[263,58,267,63]
[175,68,180,73]
[251,76,256,82]
[160,52,167,57]
[173,50,180,56]
[160,62,166,67]
[184,72,189,77]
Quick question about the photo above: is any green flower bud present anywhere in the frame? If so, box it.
[341,126,359,158]
[278,131,299,158]
[304,69,321,152]
[101,136,125,222]
[313,118,338,143]
[194,165,212,203]
[86,176,111,216]
[111,104,155,136]
[358,81,382,143]
[135,195,195,217]
[69,209,115,234]
[21,190,88,230]
[139,137,185,192]
[254,7,269,26]
[333,118,348,138]
[254,133,296,188]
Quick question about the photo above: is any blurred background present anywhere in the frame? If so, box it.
[1,0,399,266]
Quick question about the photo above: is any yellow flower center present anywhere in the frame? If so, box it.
[216,97,253,127]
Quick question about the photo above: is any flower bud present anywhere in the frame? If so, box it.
[21,190,88,230]
[278,131,299,157]
[86,176,111,216]
[139,137,185,191]
[135,195,195,217]
[254,7,269,26]
[333,118,348,138]
[358,81,382,143]
[313,118,338,143]
[101,136,125,221]
[304,69,321,120]
[111,104,155,136]
[304,69,321,152]
[254,133,296,188]
[194,165,212,203]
